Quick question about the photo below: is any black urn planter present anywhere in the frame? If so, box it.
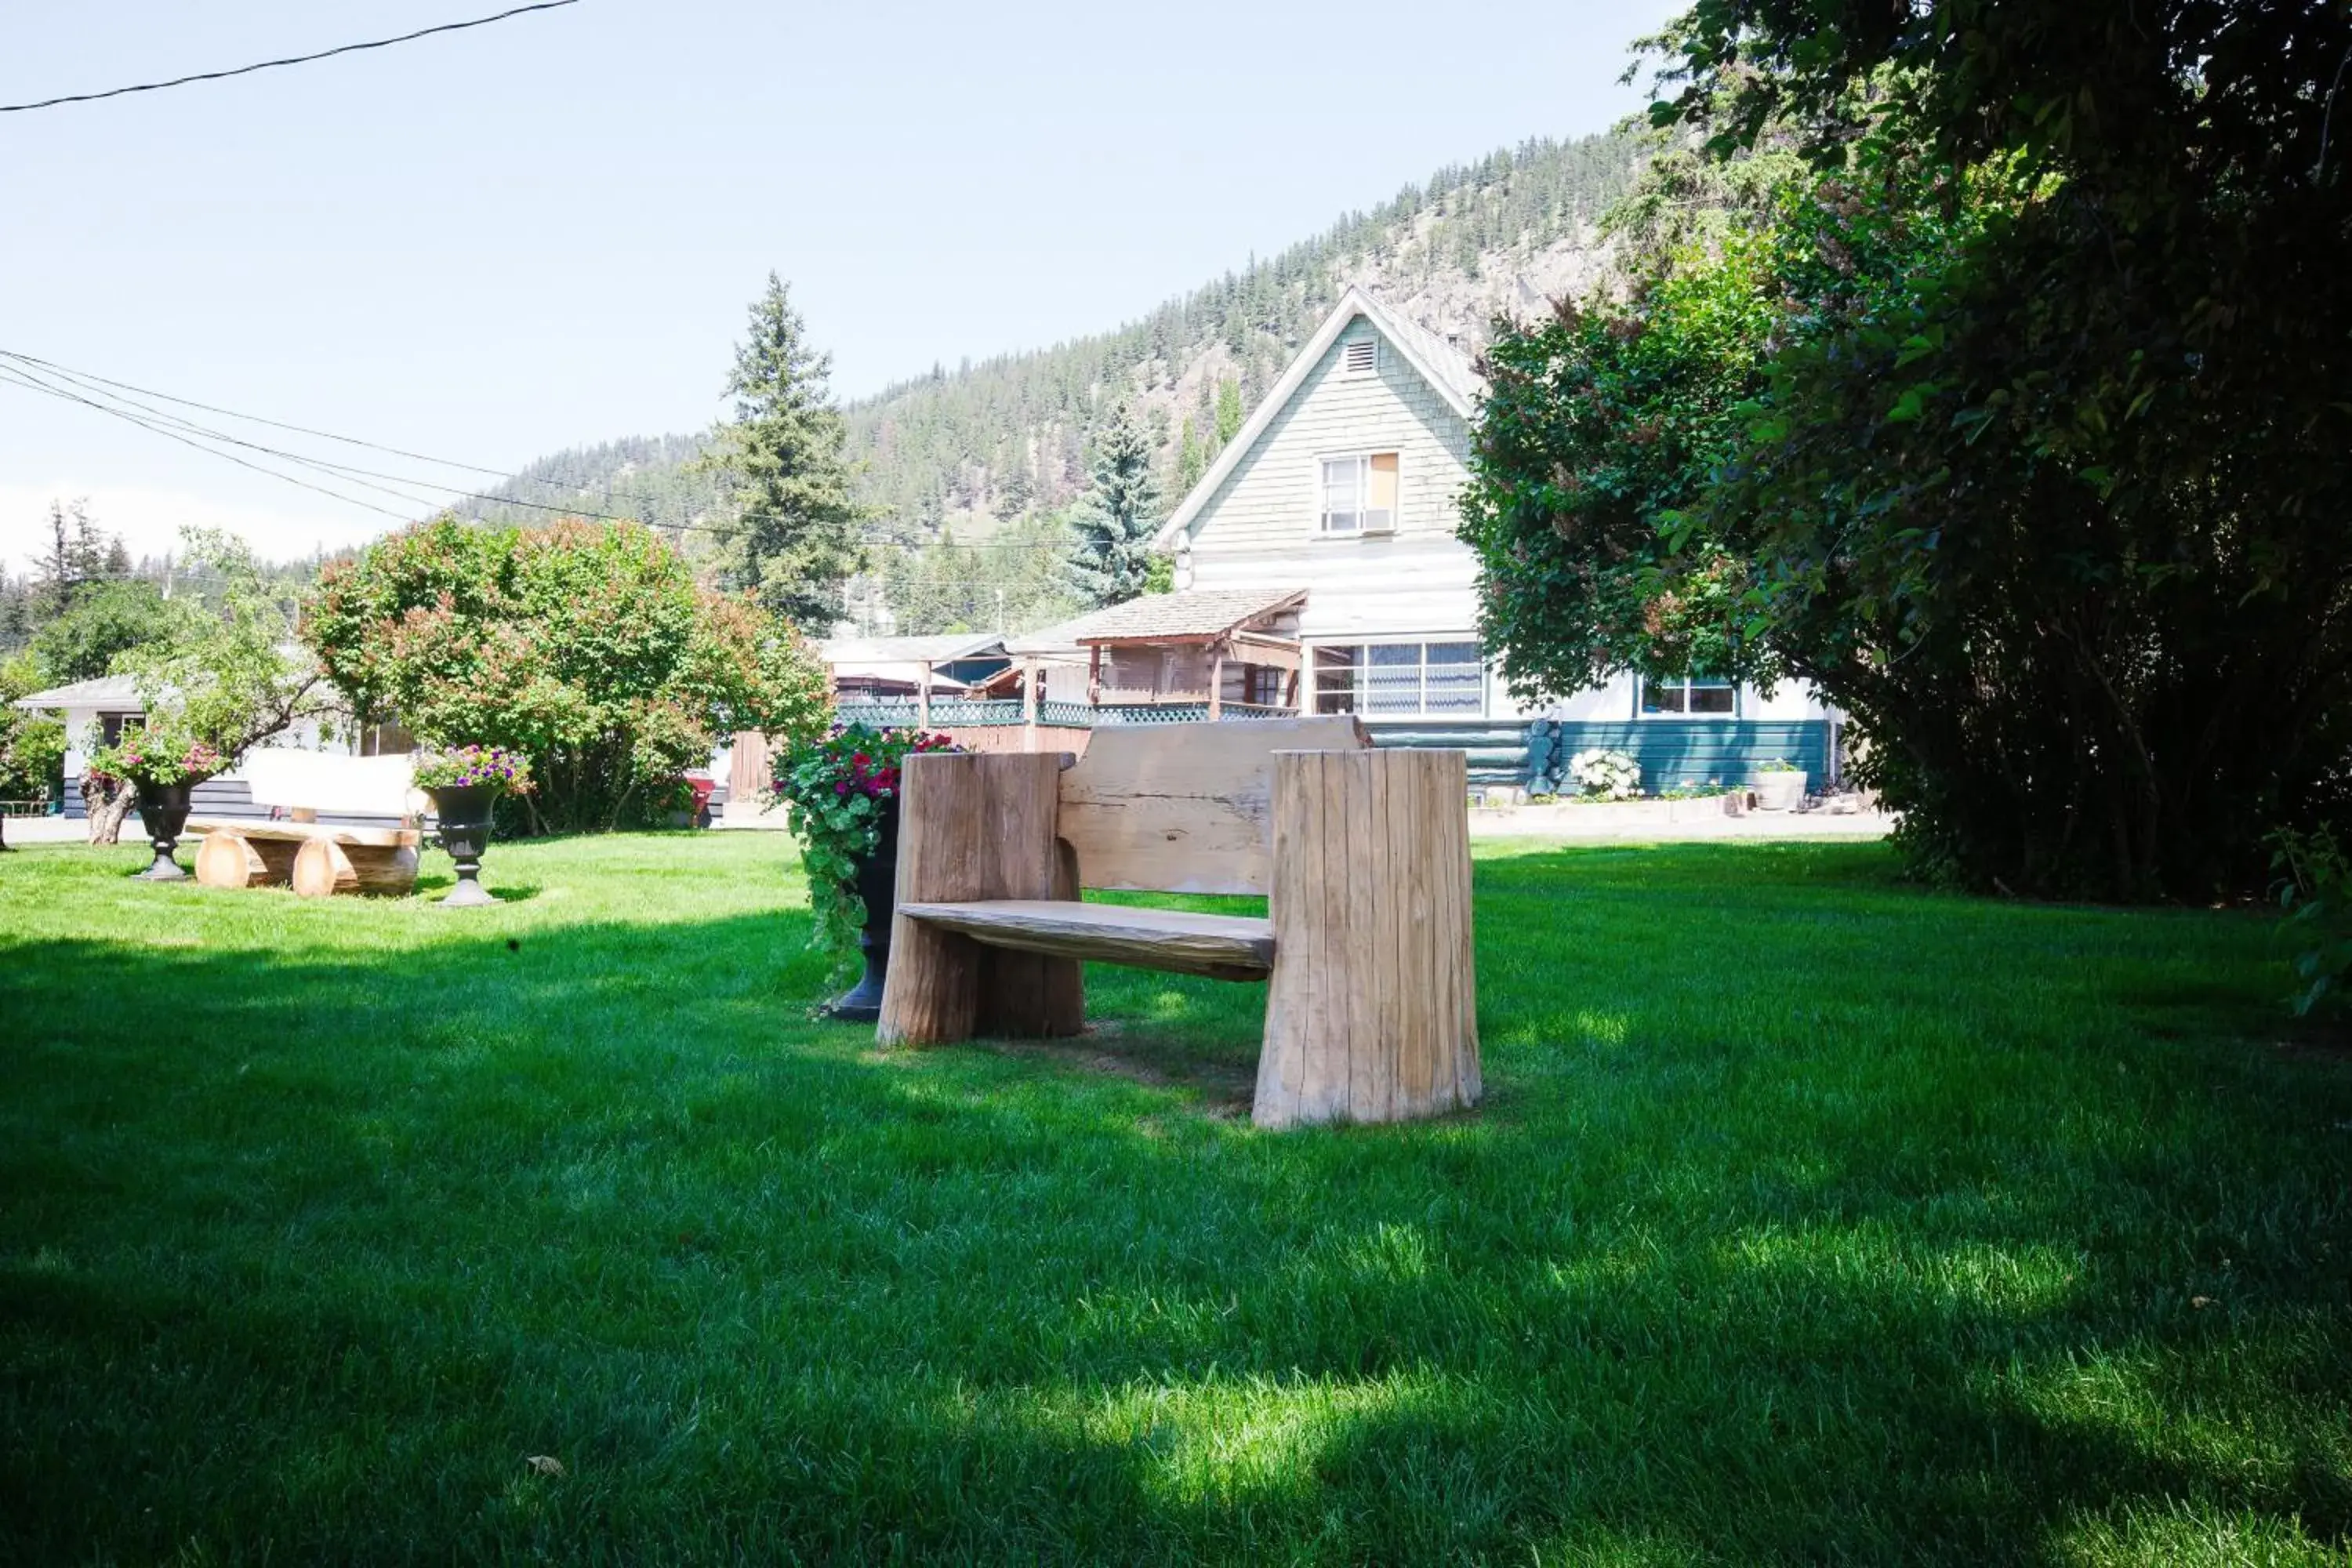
[133,781,193,880]
[429,784,499,907]
[826,799,900,1022]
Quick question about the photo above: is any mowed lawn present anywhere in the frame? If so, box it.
[2,832,2349,1565]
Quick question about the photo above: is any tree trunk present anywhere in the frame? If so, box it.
[84,775,135,845]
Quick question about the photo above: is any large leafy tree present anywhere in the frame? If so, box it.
[1461,223,1783,696]
[710,274,864,631]
[1469,2,2352,899]
[1680,2,2352,899]
[31,579,191,683]
[124,530,336,760]
[305,516,829,834]
[1067,401,1163,608]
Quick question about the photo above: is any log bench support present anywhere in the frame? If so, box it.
[877,753,1085,1044]
[1254,747,1481,1129]
[189,819,422,897]
[874,735,1479,1130]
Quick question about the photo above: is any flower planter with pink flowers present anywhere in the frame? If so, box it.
[767,724,960,1020]
[85,725,224,881]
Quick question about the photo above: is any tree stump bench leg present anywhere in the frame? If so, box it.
[877,753,1079,1045]
[1254,747,1482,1129]
[194,829,299,889]
[292,837,420,898]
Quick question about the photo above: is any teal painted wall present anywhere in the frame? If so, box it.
[1541,720,1832,792]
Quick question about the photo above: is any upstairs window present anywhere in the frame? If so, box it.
[1640,675,1736,717]
[1319,452,1398,535]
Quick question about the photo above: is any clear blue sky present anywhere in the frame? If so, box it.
[0,0,1676,568]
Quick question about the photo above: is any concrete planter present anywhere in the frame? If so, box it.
[1753,771,1808,811]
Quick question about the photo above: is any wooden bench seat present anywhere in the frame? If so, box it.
[186,817,416,848]
[185,754,426,897]
[875,720,1482,1129]
[895,899,1276,981]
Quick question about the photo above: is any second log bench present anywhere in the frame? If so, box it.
[189,751,424,897]
[875,717,1482,1130]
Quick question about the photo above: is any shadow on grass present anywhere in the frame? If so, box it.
[2,840,2349,1562]
[410,873,544,902]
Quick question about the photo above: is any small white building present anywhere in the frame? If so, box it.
[13,673,363,821]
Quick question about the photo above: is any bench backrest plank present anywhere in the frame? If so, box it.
[241,750,423,819]
[1057,717,1368,896]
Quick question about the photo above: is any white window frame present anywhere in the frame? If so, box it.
[1309,638,1487,719]
[1314,449,1400,538]
[1638,674,1739,719]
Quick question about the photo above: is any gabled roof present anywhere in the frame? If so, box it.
[1006,588,1307,655]
[13,673,143,710]
[818,632,1007,666]
[1154,287,1483,549]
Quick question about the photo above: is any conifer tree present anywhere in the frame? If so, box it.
[1214,379,1246,446]
[1066,401,1163,608]
[1174,418,1206,495]
[710,274,863,630]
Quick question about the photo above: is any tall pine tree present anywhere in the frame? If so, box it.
[710,275,863,630]
[1066,401,1163,608]
[1213,378,1246,446]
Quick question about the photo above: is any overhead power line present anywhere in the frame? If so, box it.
[0,2,582,114]
[0,350,1091,557]
[0,350,517,476]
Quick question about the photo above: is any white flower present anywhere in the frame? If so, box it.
[1567,747,1641,800]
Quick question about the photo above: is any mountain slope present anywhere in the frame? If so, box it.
[466,128,1646,626]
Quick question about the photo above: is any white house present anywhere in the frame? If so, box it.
[1151,286,1838,789]
[12,673,368,821]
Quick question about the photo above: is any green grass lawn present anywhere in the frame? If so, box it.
[2,832,2348,1564]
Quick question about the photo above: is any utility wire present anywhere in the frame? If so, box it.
[0,350,518,477]
[0,366,417,521]
[1,361,461,514]
[0,352,1095,554]
[0,2,581,115]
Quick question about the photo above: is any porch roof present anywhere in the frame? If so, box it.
[1008,588,1308,655]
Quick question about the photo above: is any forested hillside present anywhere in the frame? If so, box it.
[468,128,1646,630]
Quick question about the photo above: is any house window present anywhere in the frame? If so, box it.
[1246,665,1287,708]
[1341,337,1379,377]
[100,712,143,746]
[1313,641,1485,717]
[1319,452,1398,535]
[1640,675,1736,716]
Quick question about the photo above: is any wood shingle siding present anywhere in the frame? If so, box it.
[1191,326,1472,550]
[1183,323,1484,645]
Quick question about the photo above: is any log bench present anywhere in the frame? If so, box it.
[190,752,424,898]
[875,718,1482,1130]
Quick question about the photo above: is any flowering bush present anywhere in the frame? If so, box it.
[1568,746,1642,800]
[414,745,534,795]
[769,724,959,974]
[305,516,830,834]
[1758,757,1803,774]
[85,719,224,790]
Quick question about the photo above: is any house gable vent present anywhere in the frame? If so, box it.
[1341,337,1378,377]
